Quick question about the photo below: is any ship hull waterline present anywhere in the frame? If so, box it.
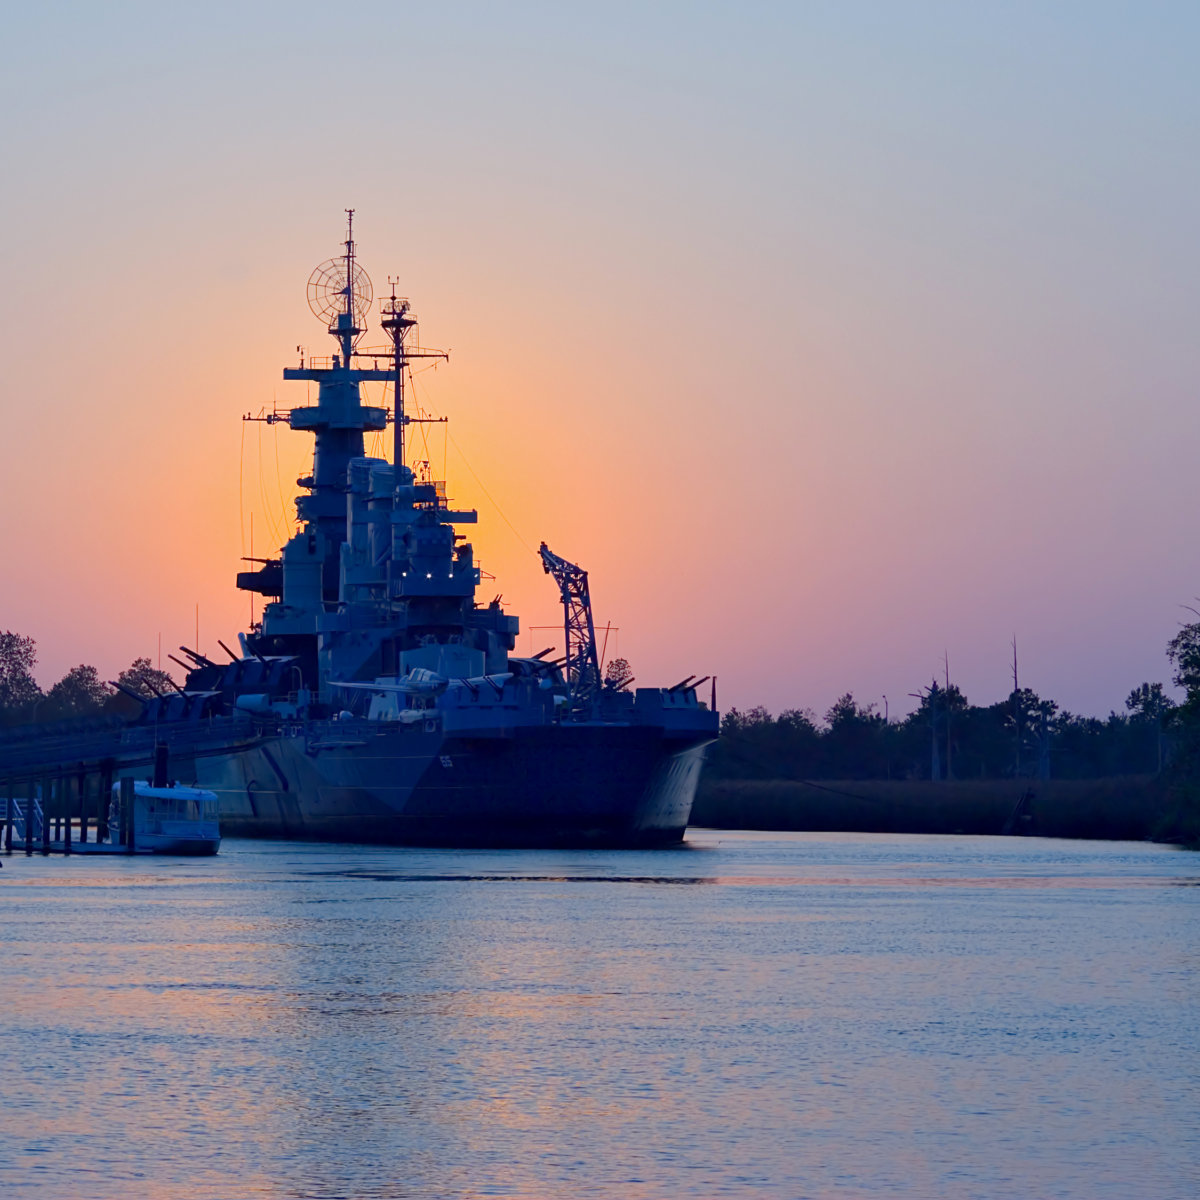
[191,721,712,848]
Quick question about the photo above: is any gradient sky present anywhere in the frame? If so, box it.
[2,1,1199,719]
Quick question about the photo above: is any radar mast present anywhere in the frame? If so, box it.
[380,277,417,476]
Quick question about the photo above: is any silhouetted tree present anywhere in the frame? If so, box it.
[41,664,112,721]
[823,693,887,779]
[1126,682,1172,722]
[904,681,969,779]
[603,657,634,691]
[1162,621,1200,840]
[1168,621,1200,701]
[1124,682,1172,772]
[710,706,823,779]
[0,630,42,723]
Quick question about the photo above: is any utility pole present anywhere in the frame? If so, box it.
[1011,636,1021,778]
[909,682,941,781]
[882,694,890,780]
[943,650,953,781]
[932,689,941,781]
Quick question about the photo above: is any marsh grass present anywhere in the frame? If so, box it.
[694,776,1164,840]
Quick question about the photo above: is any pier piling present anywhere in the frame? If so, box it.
[99,761,113,843]
[120,778,135,853]
[78,769,88,845]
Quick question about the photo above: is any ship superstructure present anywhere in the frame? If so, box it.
[234,213,515,695]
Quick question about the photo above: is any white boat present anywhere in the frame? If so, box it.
[109,782,221,855]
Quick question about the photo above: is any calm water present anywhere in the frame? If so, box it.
[1,832,1197,1199]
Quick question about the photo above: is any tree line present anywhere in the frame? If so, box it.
[710,630,1197,785]
[0,631,176,725]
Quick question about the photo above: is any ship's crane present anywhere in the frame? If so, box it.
[539,542,601,718]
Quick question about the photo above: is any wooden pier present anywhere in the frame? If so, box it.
[3,775,143,856]
[0,714,261,860]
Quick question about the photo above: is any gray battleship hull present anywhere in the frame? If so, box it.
[194,718,711,847]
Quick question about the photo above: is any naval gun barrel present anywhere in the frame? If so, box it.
[108,681,147,707]
[179,646,219,669]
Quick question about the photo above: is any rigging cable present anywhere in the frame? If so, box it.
[448,429,537,558]
[272,404,291,534]
[408,365,537,557]
[788,779,889,805]
[257,418,283,549]
[369,380,384,459]
[239,417,246,558]
[409,364,435,469]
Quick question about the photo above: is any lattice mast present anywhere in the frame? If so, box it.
[539,542,602,717]
[336,210,361,361]
[378,283,448,480]
[380,280,416,473]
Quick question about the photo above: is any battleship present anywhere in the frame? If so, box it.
[0,216,716,846]
[127,214,718,846]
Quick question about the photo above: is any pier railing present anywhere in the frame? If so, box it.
[1,795,43,848]
[0,714,264,782]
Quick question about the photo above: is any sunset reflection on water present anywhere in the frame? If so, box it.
[1,832,1197,1199]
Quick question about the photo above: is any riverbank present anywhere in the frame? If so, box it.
[693,776,1168,840]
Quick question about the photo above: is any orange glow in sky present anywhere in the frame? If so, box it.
[2,4,1199,718]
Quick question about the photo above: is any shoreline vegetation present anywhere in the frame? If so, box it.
[700,620,1200,846]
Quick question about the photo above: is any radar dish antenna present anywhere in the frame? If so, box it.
[307,257,373,331]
